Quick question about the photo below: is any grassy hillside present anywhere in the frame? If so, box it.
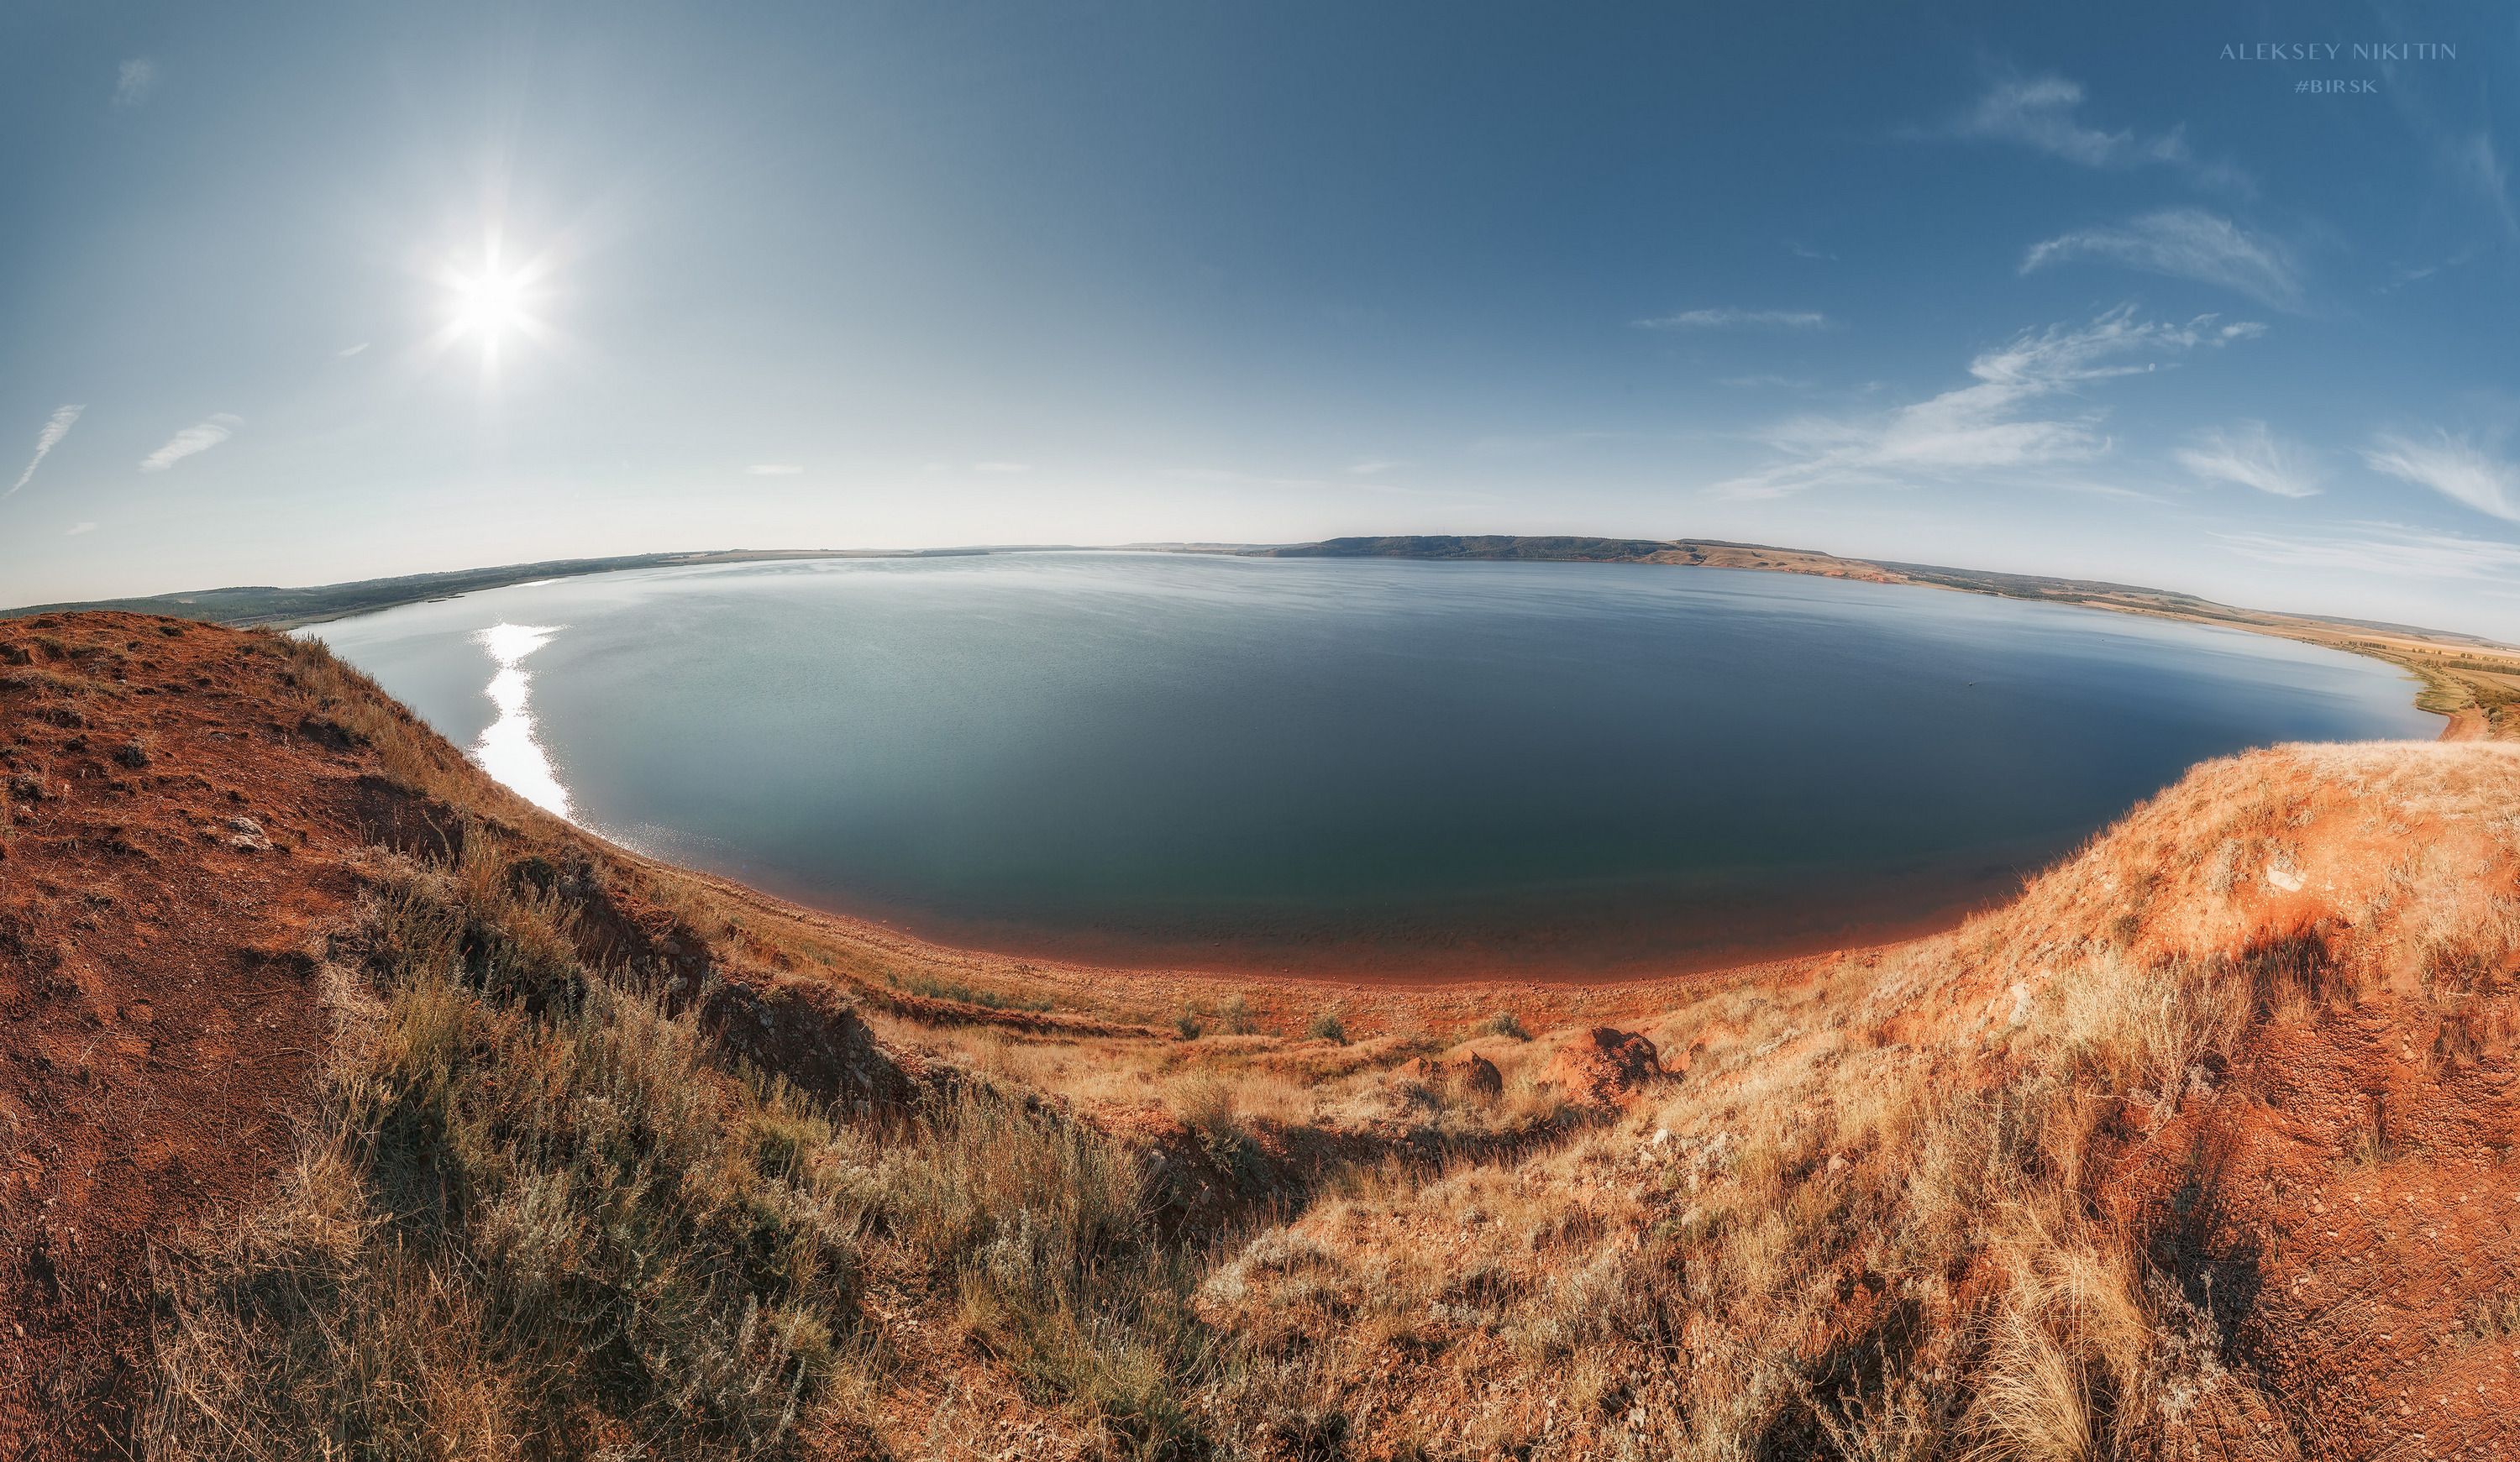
[6,611,2520,1458]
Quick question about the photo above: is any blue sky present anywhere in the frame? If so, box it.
[4,3,2517,635]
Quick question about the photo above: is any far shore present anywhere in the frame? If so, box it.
[15,535,2516,736]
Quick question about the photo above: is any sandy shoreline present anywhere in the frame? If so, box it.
[619,819,2040,1020]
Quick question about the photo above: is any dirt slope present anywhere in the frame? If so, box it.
[0,615,373,1449]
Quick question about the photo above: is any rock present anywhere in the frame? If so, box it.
[1544,1027,1662,1108]
[700,975,916,1110]
[223,815,271,852]
[1408,1051,1504,1098]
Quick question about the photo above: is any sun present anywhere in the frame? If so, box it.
[449,264,531,343]
[431,235,554,379]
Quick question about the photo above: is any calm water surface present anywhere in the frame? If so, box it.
[310,553,2437,977]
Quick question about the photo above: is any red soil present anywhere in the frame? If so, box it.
[0,615,373,1455]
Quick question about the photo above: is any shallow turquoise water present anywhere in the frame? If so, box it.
[311,553,2437,977]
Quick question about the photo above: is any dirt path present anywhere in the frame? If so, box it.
[0,616,381,1458]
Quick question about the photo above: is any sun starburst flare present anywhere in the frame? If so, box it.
[429,233,556,381]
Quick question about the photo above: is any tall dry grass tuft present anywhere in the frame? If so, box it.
[148,827,1229,1459]
[864,1081,1216,1454]
[145,859,869,1458]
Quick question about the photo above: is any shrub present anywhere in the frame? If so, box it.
[880,1084,1212,1453]
[1218,994,1258,1035]
[1306,1012,1346,1045]
[1480,1011,1530,1041]
[893,972,1053,1014]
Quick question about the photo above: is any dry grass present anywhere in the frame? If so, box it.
[143,816,1229,1459]
[144,858,869,1459]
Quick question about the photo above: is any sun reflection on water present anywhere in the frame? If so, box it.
[470,622,572,818]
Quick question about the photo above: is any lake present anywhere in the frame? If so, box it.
[308,553,2438,979]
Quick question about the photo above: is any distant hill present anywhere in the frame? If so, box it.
[0,548,969,629]
[1256,534,1677,562]
[14,533,2518,731]
[1256,534,2520,728]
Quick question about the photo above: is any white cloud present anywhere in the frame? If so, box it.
[747,463,804,475]
[1936,74,2248,192]
[1710,307,2260,500]
[2023,209,2304,312]
[1346,459,1404,476]
[2363,432,2520,521]
[65,521,97,537]
[971,460,1032,474]
[114,58,159,107]
[140,413,241,472]
[6,405,84,498]
[1635,307,1831,331]
[2218,522,2520,580]
[2175,421,2321,498]
[336,342,370,358]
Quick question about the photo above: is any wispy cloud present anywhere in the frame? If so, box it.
[1931,74,2249,193]
[2381,247,2483,292]
[747,463,804,475]
[336,342,370,359]
[114,58,159,107]
[2363,431,2520,521]
[1164,466,1328,490]
[65,521,97,537]
[2023,209,2305,312]
[2379,70,2519,244]
[7,405,84,499]
[2446,130,2520,239]
[2175,421,2321,498]
[1346,459,1404,476]
[140,413,241,472]
[2218,521,2520,579]
[971,460,1032,474]
[1467,430,1637,458]
[1710,307,2260,500]
[1635,307,1831,331]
